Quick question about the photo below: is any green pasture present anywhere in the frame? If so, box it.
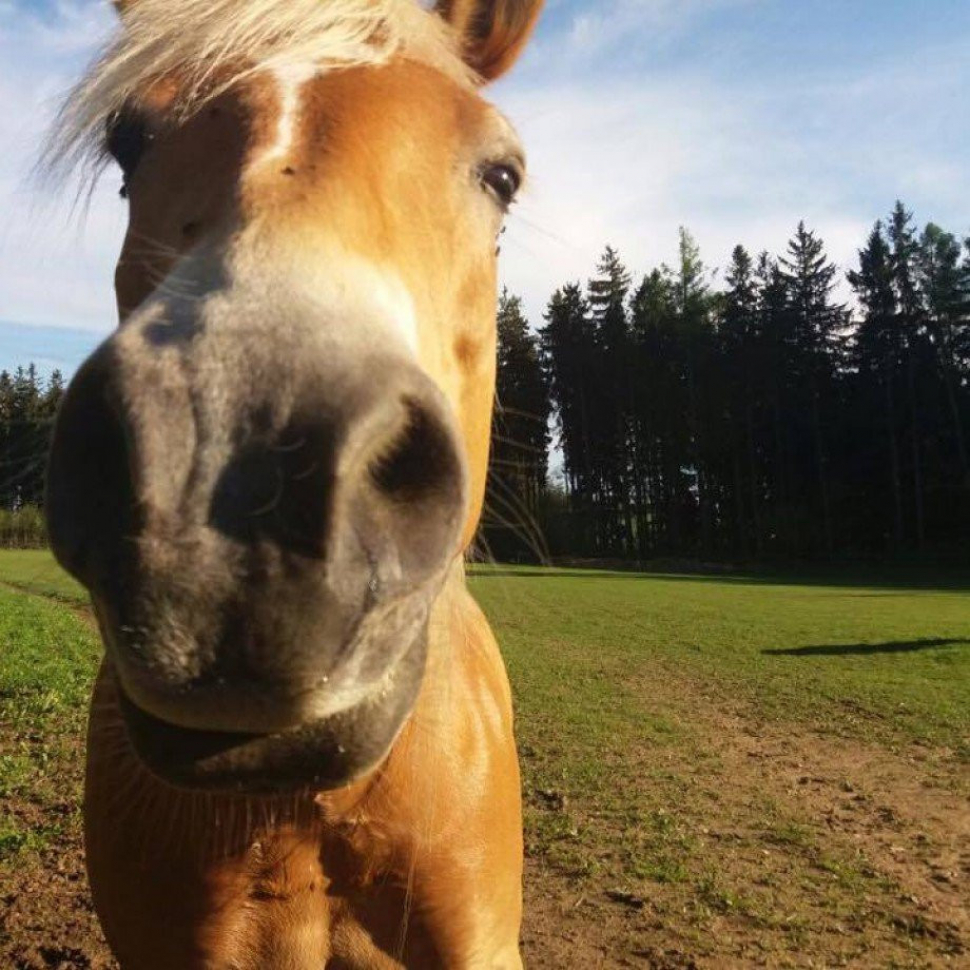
[0,548,86,603]
[1,551,968,963]
[3,550,967,747]
[0,556,94,862]
[471,562,970,754]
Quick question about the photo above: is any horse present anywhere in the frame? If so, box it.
[43,1,544,966]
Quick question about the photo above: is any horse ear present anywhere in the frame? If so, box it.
[437,0,544,82]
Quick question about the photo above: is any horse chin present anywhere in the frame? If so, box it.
[113,629,429,795]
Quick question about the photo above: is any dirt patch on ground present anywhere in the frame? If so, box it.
[518,686,968,968]
[721,717,969,943]
[1,729,115,969]
[3,702,967,968]
[1,833,115,970]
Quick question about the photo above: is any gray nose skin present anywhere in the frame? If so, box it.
[46,295,467,792]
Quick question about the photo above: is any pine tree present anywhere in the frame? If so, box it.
[848,222,905,550]
[755,252,798,553]
[0,365,63,512]
[630,267,679,556]
[485,290,551,560]
[718,245,763,557]
[779,223,848,554]
[887,202,928,549]
[587,246,633,554]
[673,228,714,553]
[916,223,970,484]
[541,284,596,552]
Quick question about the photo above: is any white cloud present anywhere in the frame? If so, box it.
[521,0,765,71]
[496,76,860,322]
[560,0,758,57]
[1,0,968,351]
[495,25,970,324]
[0,0,121,335]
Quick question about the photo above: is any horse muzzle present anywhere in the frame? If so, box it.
[46,288,467,791]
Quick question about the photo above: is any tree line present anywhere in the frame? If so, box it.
[0,365,64,546]
[483,202,970,564]
[3,201,968,563]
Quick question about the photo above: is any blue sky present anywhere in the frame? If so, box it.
[2,0,969,376]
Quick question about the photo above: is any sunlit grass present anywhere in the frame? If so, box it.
[1,551,967,962]
[469,563,970,752]
[0,584,98,864]
[0,548,87,604]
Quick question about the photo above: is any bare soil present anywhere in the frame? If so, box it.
[520,698,968,968]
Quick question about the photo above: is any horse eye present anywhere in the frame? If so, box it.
[481,163,522,208]
[105,109,152,189]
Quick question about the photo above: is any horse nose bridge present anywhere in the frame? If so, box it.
[47,299,468,599]
[55,301,376,506]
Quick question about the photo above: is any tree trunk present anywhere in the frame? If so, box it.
[771,386,792,555]
[732,433,747,559]
[746,402,763,557]
[906,349,926,551]
[810,376,834,556]
[883,358,904,553]
[936,344,970,486]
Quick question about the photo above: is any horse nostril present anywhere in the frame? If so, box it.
[363,394,465,583]
[370,398,454,506]
[208,423,335,558]
[204,381,464,579]
[46,350,139,589]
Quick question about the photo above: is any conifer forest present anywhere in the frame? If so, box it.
[2,202,969,564]
[483,202,970,564]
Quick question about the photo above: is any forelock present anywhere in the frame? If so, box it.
[43,0,473,185]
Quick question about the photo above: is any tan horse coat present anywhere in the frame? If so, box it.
[44,1,545,966]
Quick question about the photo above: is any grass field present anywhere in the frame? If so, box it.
[1,551,968,967]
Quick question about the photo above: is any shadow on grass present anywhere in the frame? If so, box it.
[468,567,970,593]
[763,638,970,657]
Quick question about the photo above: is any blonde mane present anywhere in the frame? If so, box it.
[45,0,472,183]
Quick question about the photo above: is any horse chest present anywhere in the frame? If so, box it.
[198,831,454,969]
